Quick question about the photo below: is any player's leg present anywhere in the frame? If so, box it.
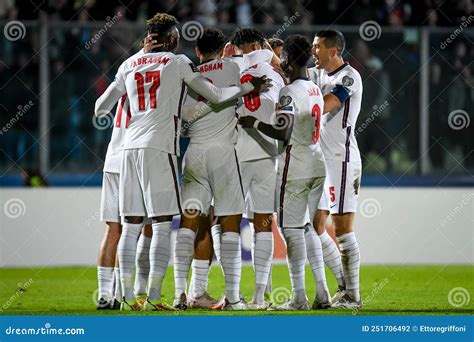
[329,161,362,309]
[306,177,331,309]
[314,172,346,296]
[271,178,311,310]
[134,224,152,304]
[188,213,219,308]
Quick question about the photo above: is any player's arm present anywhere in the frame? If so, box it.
[323,93,343,114]
[230,49,273,71]
[323,72,355,113]
[95,65,126,116]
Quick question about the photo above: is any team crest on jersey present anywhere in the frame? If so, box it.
[279,95,293,107]
[189,63,199,73]
[342,76,354,87]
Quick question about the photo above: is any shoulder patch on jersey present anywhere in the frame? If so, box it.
[189,63,199,73]
[279,95,293,107]
[342,75,354,87]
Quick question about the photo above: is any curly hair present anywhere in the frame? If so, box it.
[231,28,265,48]
[283,35,312,67]
[146,13,179,34]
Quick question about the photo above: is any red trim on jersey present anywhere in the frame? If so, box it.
[338,161,347,214]
[115,94,127,127]
[168,154,182,214]
[279,145,292,226]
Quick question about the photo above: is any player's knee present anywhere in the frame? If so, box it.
[253,213,273,233]
[220,214,242,233]
[180,210,201,230]
[142,224,153,237]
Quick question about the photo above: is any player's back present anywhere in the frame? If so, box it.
[185,58,240,145]
[278,77,325,180]
[120,52,192,155]
[236,62,285,162]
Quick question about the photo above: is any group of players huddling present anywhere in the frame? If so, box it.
[94,12,363,311]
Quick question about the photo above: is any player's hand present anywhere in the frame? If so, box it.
[249,76,272,93]
[222,42,236,58]
[238,115,257,128]
[143,33,163,53]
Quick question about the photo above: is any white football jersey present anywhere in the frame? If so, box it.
[235,62,285,162]
[103,94,130,173]
[308,63,362,163]
[113,52,200,155]
[227,49,273,73]
[277,77,326,180]
[184,59,241,145]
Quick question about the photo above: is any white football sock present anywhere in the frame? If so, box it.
[117,222,143,302]
[113,267,122,300]
[147,221,171,302]
[337,232,360,301]
[220,232,241,303]
[97,266,114,301]
[266,268,272,295]
[252,231,273,304]
[305,226,329,299]
[319,230,345,288]
[174,228,196,297]
[134,234,151,296]
[190,259,210,299]
[210,224,222,263]
[283,228,307,303]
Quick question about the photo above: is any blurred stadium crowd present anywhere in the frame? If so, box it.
[0,0,472,182]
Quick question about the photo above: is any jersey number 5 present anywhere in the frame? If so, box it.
[240,74,261,112]
[135,71,160,111]
[311,103,321,144]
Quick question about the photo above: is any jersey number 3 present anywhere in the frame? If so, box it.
[135,71,160,111]
[311,103,321,144]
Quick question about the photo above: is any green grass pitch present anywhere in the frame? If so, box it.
[0,265,472,315]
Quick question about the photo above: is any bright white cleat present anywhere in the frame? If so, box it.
[213,298,247,310]
[331,286,346,303]
[312,288,332,309]
[269,298,310,311]
[247,300,272,310]
[188,292,219,309]
[331,293,362,309]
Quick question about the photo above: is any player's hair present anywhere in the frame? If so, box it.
[283,35,312,67]
[196,27,226,55]
[315,29,345,56]
[268,37,283,49]
[146,13,178,34]
[231,28,265,48]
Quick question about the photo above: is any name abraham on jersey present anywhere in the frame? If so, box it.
[199,62,223,73]
[131,56,170,67]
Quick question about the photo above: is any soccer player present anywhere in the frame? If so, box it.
[268,37,284,58]
[94,13,268,311]
[239,35,328,310]
[310,30,363,309]
[232,28,285,310]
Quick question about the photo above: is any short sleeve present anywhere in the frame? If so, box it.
[330,69,359,103]
[177,54,201,84]
[276,87,295,115]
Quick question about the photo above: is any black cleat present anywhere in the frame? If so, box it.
[173,293,188,311]
[109,298,121,310]
[96,298,111,310]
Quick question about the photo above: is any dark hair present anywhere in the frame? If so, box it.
[146,13,178,34]
[315,30,345,56]
[268,37,284,49]
[283,35,312,67]
[196,27,226,55]
[231,28,265,48]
